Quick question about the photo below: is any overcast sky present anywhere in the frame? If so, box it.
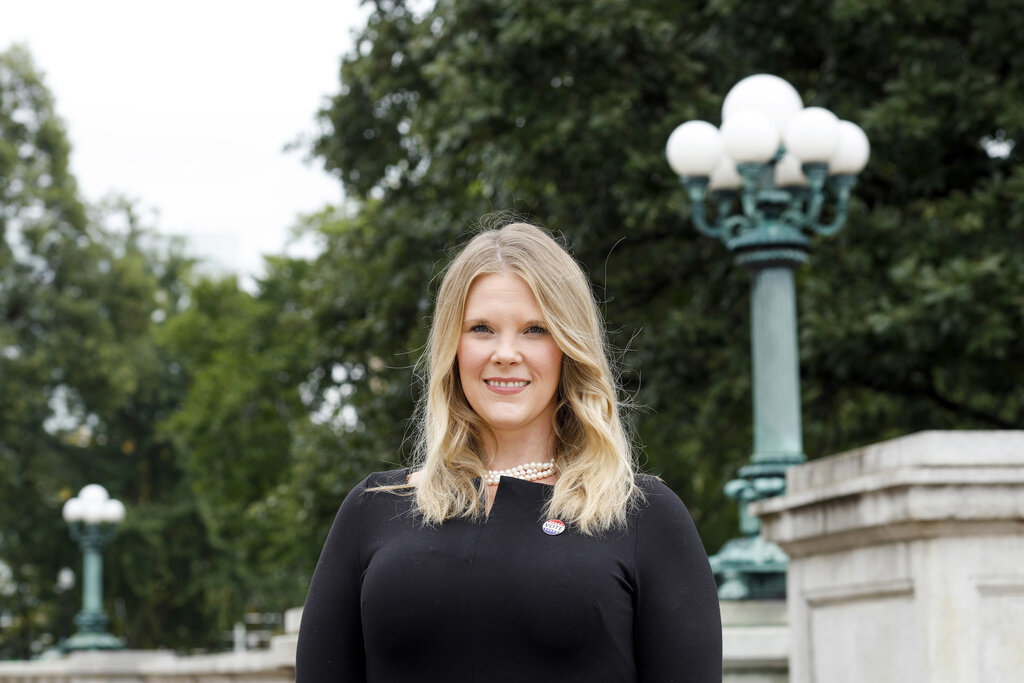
[1,0,369,280]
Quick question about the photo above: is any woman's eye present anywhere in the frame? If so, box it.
[526,325,548,335]
[470,324,491,333]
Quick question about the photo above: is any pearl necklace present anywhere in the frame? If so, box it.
[484,459,555,486]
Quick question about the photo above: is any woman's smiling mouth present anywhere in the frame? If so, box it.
[484,379,531,393]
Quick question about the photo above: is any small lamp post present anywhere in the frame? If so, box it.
[666,74,869,599]
[61,484,127,651]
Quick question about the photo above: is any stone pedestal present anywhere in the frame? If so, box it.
[722,600,789,683]
[752,431,1024,683]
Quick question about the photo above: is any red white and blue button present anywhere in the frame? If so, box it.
[542,519,566,535]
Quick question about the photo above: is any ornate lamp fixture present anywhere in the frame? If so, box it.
[61,484,127,651]
[666,74,870,599]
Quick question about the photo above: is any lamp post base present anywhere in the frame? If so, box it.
[60,609,126,652]
[61,631,127,652]
[709,533,789,600]
[710,455,799,600]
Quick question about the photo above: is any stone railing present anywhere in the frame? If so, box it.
[0,608,300,683]
[1,601,784,683]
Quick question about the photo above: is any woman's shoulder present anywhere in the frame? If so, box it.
[632,473,694,519]
[634,472,677,497]
[630,473,706,559]
[335,468,412,509]
[361,467,411,488]
[334,467,414,522]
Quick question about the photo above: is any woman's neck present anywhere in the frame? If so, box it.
[481,427,556,471]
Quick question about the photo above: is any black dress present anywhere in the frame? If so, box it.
[296,469,722,682]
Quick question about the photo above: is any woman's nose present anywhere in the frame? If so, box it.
[491,335,521,364]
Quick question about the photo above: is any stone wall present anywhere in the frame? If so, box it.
[722,600,789,683]
[0,609,300,683]
[753,430,1024,683]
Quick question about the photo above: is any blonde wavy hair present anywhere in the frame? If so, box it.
[408,221,641,534]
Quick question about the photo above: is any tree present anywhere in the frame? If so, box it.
[0,43,89,658]
[0,45,225,656]
[0,44,399,654]
[156,260,323,615]
[296,0,1024,556]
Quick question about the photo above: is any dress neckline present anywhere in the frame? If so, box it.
[401,467,556,490]
[495,474,555,489]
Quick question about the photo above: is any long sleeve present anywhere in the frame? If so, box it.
[633,481,722,682]
[295,478,368,682]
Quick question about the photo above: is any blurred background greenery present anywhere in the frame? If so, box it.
[2,0,1022,659]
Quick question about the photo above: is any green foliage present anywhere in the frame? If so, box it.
[156,266,320,614]
[0,43,114,657]
[1,45,227,656]
[300,0,1024,554]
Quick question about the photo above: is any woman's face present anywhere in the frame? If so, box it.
[457,272,563,442]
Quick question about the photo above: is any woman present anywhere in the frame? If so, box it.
[296,221,722,682]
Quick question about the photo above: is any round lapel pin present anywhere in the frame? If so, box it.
[542,519,565,536]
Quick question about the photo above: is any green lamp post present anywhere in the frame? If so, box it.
[665,74,870,599]
[60,484,127,651]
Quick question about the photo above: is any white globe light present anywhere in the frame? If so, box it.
[722,74,804,136]
[99,499,126,524]
[62,498,84,522]
[57,567,76,591]
[829,120,871,175]
[83,501,106,523]
[784,107,841,162]
[665,120,723,177]
[78,484,109,504]
[774,154,808,187]
[709,157,743,190]
[720,110,780,163]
